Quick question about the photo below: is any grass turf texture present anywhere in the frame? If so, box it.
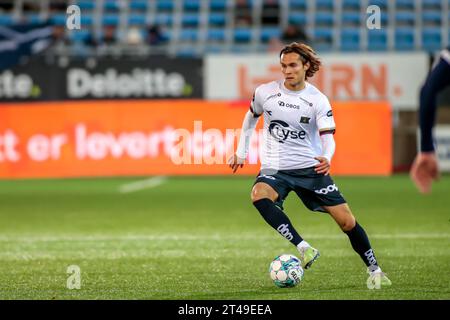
[0,175,449,300]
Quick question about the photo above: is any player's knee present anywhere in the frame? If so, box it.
[251,183,277,203]
[340,215,356,232]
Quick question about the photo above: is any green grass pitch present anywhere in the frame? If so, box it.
[0,175,449,300]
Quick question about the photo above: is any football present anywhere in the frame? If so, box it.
[269,254,304,288]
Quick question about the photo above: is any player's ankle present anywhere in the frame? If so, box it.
[297,240,311,250]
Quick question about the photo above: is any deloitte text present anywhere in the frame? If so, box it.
[67,68,191,98]
[0,71,40,99]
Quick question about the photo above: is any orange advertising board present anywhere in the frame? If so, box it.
[0,100,391,179]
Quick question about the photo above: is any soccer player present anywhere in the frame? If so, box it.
[228,42,391,289]
[410,47,450,193]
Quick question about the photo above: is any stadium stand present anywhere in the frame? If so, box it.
[0,0,447,56]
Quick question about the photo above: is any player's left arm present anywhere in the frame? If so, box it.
[314,96,336,175]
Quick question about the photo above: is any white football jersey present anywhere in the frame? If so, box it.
[251,80,336,171]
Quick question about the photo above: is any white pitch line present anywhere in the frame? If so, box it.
[0,233,448,242]
[118,176,167,194]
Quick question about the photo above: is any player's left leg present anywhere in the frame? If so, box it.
[323,203,392,289]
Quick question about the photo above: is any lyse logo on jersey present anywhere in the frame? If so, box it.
[268,120,306,143]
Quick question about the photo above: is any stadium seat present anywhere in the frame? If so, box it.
[154,14,173,26]
[316,0,334,10]
[395,28,415,50]
[50,14,67,26]
[104,0,120,12]
[207,29,226,41]
[182,13,200,27]
[209,13,226,26]
[422,11,442,25]
[183,0,201,11]
[234,28,252,42]
[156,0,174,11]
[128,14,146,26]
[210,0,227,11]
[342,0,361,10]
[367,29,388,51]
[0,15,14,26]
[396,0,415,10]
[314,28,333,49]
[340,28,360,51]
[102,14,120,26]
[260,27,282,42]
[179,29,199,42]
[422,28,442,52]
[368,0,388,9]
[288,12,307,25]
[77,0,96,11]
[315,12,334,26]
[342,12,361,26]
[129,0,147,10]
[422,0,442,9]
[395,12,416,25]
[289,0,307,10]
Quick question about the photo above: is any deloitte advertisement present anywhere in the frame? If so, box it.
[0,56,203,101]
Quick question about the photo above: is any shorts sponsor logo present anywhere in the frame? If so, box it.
[277,224,294,241]
[314,184,338,194]
[257,174,276,180]
[327,110,333,117]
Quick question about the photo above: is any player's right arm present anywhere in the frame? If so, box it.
[228,88,264,173]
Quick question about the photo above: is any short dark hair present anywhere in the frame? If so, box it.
[279,42,321,80]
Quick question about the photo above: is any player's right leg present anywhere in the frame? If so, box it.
[251,179,319,269]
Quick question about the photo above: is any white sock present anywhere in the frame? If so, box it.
[297,240,310,251]
[369,266,382,274]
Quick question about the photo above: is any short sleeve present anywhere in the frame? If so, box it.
[249,86,264,117]
[316,95,336,134]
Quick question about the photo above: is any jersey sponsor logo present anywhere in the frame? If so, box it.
[277,224,294,241]
[327,110,333,117]
[300,116,310,124]
[278,101,301,110]
[314,184,338,194]
[268,120,306,143]
[266,92,281,101]
[299,97,313,107]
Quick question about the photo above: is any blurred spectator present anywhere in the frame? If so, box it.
[235,0,252,26]
[0,0,13,11]
[282,25,310,45]
[84,25,117,47]
[147,25,165,45]
[51,25,69,46]
[261,0,280,25]
[127,27,144,45]
[49,0,68,12]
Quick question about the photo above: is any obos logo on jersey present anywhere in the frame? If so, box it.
[268,120,306,143]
